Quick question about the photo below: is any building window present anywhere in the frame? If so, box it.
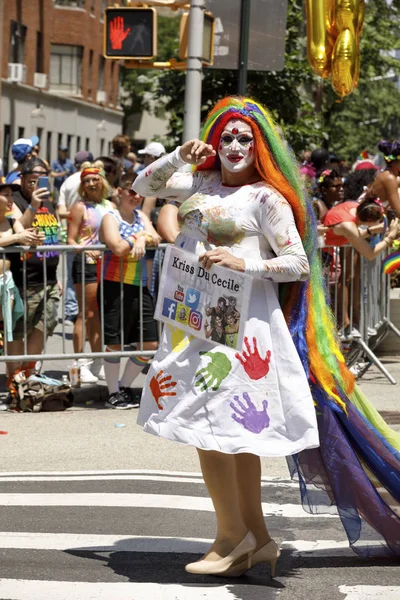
[85,138,90,151]
[90,0,95,15]
[46,131,53,164]
[67,134,73,154]
[36,128,43,150]
[76,136,81,153]
[58,133,63,150]
[54,0,85,7]
[100,138,105,156]
[101,0,107,20]
[18,127,25,139]
[98,55,105,91]
[9,21,27,64]
[50,44,83,94]
[3,125,11,175]
[36,32,44,73]
[88,50,94,97]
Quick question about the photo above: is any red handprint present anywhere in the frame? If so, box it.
[150,369,177,410]
[109,16,131,50]
[235,337,272,380]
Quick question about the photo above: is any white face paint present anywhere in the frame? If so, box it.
[218,120,255,173]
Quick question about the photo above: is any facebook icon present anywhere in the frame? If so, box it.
[162,298,177,320]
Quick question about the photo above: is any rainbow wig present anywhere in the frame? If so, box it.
[197,96,353,413]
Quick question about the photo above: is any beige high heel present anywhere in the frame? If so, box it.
[184,531,256,575]
[222,538,281,578]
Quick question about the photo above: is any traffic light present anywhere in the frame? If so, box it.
[179,11,215,65]
[104,7,157,60]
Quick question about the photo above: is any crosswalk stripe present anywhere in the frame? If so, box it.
[0,580,236,600]
[0,532,353,556]
[339,586,400,599]
[0,474,298,487]
[0,493,337,518]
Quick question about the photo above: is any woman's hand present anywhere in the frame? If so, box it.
[199,248,245,272]
[16,228,45,246]
[180,139,216,166]
[387,217,399,241]
[85,250,101,262]
[131,236,146,261]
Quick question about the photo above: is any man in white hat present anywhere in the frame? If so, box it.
[137,141,166,173]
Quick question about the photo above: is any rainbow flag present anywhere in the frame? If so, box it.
[382,251,400,274]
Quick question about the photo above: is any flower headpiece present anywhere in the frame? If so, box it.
[384,155,400,163]
[318,169,332,184]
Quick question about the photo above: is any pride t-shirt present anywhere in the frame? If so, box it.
[12,190,59,286]
[98,209,147,286]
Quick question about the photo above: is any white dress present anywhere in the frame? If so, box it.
[134,149,319,457]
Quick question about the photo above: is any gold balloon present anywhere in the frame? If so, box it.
[334,0,359,36]
[331,28,357,97]
[305,0,334,78]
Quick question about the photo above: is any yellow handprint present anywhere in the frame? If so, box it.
[168,325,194,353]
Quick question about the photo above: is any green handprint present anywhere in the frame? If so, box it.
[195,351,232,391]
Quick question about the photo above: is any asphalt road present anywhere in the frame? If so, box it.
[0,469,399,600]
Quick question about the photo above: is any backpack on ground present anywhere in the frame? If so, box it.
[12,373,73,412]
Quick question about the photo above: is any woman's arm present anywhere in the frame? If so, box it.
[244,192,310,282]
[382,173,400,215]
[334,219,399,261]
[157,203,180,243]
[99,214,131,257]
[133,141,215,202]
[138,210,161,245]
[67,202,85,247]
[140,196,157,219]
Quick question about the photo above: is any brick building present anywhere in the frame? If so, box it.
[1,0,123,173]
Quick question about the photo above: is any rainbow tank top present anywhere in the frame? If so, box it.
[99,209,147,286]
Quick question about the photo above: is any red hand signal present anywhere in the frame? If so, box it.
[109,16,131,50]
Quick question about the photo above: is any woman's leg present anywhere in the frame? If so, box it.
[73,282,101,353]
[234,453,271,549]
[120,341,158,388]
[73,283,84,353]
[197,448,248,560]
[104,345,121,395]
[85,282,101,352]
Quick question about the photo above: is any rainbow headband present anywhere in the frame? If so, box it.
[382,251,400,274]
[80,167,105,181]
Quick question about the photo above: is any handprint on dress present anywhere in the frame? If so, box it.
[230,392,270,434]
[150,369,177,410]
[235,337,271,380]
[195,351,231,392]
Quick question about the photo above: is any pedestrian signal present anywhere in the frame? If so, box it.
[179,11,215,65]
[104,7,157,60]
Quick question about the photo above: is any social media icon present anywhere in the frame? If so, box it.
[185,287,200,310]
[175,303,190,326]
[162,298,177,321]
[189,310,202,331]
[174,289,184,302]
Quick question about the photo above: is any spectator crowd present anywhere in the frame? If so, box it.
[0,130,399,406]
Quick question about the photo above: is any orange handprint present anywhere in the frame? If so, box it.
[235,337,271,380]
[150,369,177,410]
[110,16,131,50]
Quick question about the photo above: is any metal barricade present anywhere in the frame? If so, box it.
[0,243,168,364]
[321,244,400,384]
[1,241,399,383]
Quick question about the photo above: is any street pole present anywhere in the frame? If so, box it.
[238,0,251,96]
[182,0,205,142]
[0,0,3,167]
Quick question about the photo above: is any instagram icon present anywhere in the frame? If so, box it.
[189,310,202,331]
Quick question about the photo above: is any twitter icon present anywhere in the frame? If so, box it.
[185,287,201,310]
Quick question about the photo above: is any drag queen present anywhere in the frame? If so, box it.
[134,97,400,576]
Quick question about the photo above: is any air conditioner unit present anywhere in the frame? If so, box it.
[96,90,107,104]
[8,63,26,83]
[33,72,48,89]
